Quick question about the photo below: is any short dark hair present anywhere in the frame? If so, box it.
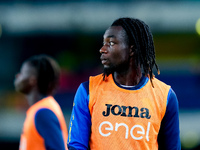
[111,17,160,86]
[25,54,60,95]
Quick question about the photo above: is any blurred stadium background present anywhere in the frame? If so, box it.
[0,0,200,149]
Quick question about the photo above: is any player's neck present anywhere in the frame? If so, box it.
[26,91,47,106]
[113,67,142,86]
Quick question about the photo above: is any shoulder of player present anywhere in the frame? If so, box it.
[34,108,57,122]
[152,77,170,88]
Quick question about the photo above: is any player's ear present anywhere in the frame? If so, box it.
[29,76,37,86]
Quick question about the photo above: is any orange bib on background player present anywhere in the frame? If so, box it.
[19,96,68,150]
[89,74,170,150]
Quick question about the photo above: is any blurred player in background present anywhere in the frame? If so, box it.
[67,17,181,150]
[14,54,68,150]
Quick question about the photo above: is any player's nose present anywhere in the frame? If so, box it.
[99,45,108,54]
[15,73,20,78]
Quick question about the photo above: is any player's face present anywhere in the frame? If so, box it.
[100,26,131,73]
[14,62,37,94]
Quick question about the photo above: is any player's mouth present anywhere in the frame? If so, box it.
[100,55,109,65]
[101,59,108,65]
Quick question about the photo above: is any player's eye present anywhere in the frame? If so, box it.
[103,41,115,46]
[109,41,115,46]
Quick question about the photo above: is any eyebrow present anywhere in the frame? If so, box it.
[104,35,116,39]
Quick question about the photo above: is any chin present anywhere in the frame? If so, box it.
[103,64,110,68]
[103,67,114,77]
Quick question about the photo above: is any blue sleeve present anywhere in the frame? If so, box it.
[158,88,181,150]
[67,81,91,150]
[35,108,66,150]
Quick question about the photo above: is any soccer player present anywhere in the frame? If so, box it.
[14,54,68,150]
[67,17,181,150]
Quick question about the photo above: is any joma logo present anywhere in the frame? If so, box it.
[102,104,151,119]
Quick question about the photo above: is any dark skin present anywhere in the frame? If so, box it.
[100,26,142,86]
[14,62,47,106]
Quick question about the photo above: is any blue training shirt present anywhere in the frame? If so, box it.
[35,108,66,150]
